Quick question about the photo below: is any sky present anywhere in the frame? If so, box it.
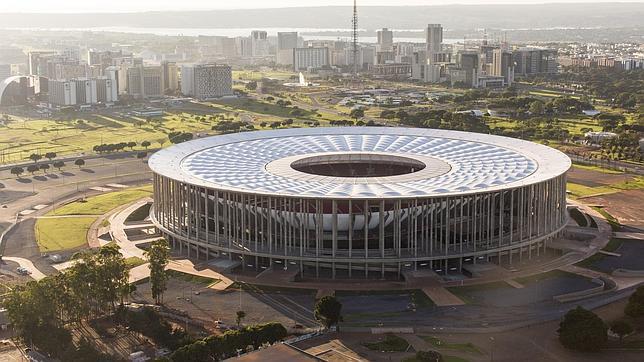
[3,0,640,13]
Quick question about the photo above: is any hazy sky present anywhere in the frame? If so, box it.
[5,0,639,13]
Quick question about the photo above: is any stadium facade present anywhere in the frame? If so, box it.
[149,127,570,279]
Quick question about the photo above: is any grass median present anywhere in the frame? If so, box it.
[35,185,152,252]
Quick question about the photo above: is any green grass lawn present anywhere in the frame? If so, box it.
[0,111,220,164]
[514,270,577,285]
[421,336,483,355]
[35,216,96,252]
[51,186,152,216]
[572,163,624,175]
[404,355,469,362]
[125,203,152,222]
[446,282,508,304]
[167,270,220,286]
[363,334,410,352]
[575,238,626,269]
[35,185,152,252]
[125,257,147,269]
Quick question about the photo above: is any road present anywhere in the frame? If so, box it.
[0,153,154,273]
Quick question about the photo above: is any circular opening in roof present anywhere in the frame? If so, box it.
[290,153,426,178]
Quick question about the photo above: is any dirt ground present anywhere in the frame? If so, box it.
[567,167,633,187]
[584,189,644,228]
[131,278,302,331]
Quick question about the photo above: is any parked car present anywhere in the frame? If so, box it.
[16,267,31,275]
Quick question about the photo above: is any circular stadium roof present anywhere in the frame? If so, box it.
[149,127,571,199]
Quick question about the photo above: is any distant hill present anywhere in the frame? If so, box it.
[0,3,642,30]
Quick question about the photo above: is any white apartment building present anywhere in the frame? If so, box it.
[181,64,233,100]
[294,48,330,71]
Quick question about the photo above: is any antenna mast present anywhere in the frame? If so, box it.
[352,0,358,76]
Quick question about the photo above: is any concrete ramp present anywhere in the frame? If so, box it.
[422,286,465,306]
[206,258,241,273]
[256,265,301,283]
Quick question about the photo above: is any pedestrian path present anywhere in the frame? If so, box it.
[422,286,465,306]
[2,256,46,280]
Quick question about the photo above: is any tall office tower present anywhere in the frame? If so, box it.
[294,47,330,71]
[53,62,88,80]
[180,64,233,100]
[95,77,118,103]
[425,24,443,57]
[87,49,124,75]
[73,78,98,105]
[250,30,269,57]
[277,32,299,65]
[513,48,558,76]
[459,51,480,87]
[377,28,394,52]
[235,37,253,58]
[60,47,80,61]
[126,65,163,99]
[104,66,121,95]
[48,80,77,106]
[28,51,56,76]
[492,48,515,86]
[160,61,178,93]
[0,64,11,81]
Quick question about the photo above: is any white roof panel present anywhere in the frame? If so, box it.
[149,127,571,199]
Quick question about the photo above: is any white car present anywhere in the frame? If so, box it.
[16,267,31,275]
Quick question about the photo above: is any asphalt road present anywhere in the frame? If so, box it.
[0,153,153,271]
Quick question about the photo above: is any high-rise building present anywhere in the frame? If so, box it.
[492,49,515,86]
[513,48,558,76]
[250,30,269,57]
[377,28,394,52]
[425,24,443,56]
[181,64,233,100]
[458,51,480,87]
[48,80,77,106]
[161,61,178,93]
[28,51,56,76]
[0,64,11,81]
[277,32,299,65]
[95,77,118,103]
[73,78,98,105]
[293,48,330,71]
[126,65,163,99]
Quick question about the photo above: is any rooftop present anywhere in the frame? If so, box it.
[149,127,571,199]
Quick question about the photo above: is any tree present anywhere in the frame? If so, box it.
[314,296,342,330]
[27,164,39,174]
[10,167,23,178]
[39,163,50,173]
[610,320,633,344]
[349,108,365,122]
[74,159,85,169]
[137,152,148,159]
[53,160,65,171]
[168,131,193,144]
[625,285,644,318]
[414,350,444,362]
[236,311,246,327]
[529,101,545,115]
[44,152,57,161]
[127,141,137,150]
[141,140,151,149]
[558,306,607,352]
[146,239,170,304]
[28,153,42,163]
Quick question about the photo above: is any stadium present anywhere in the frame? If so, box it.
[149,127,570,280]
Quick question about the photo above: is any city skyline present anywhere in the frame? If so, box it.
[4,0,642,13]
